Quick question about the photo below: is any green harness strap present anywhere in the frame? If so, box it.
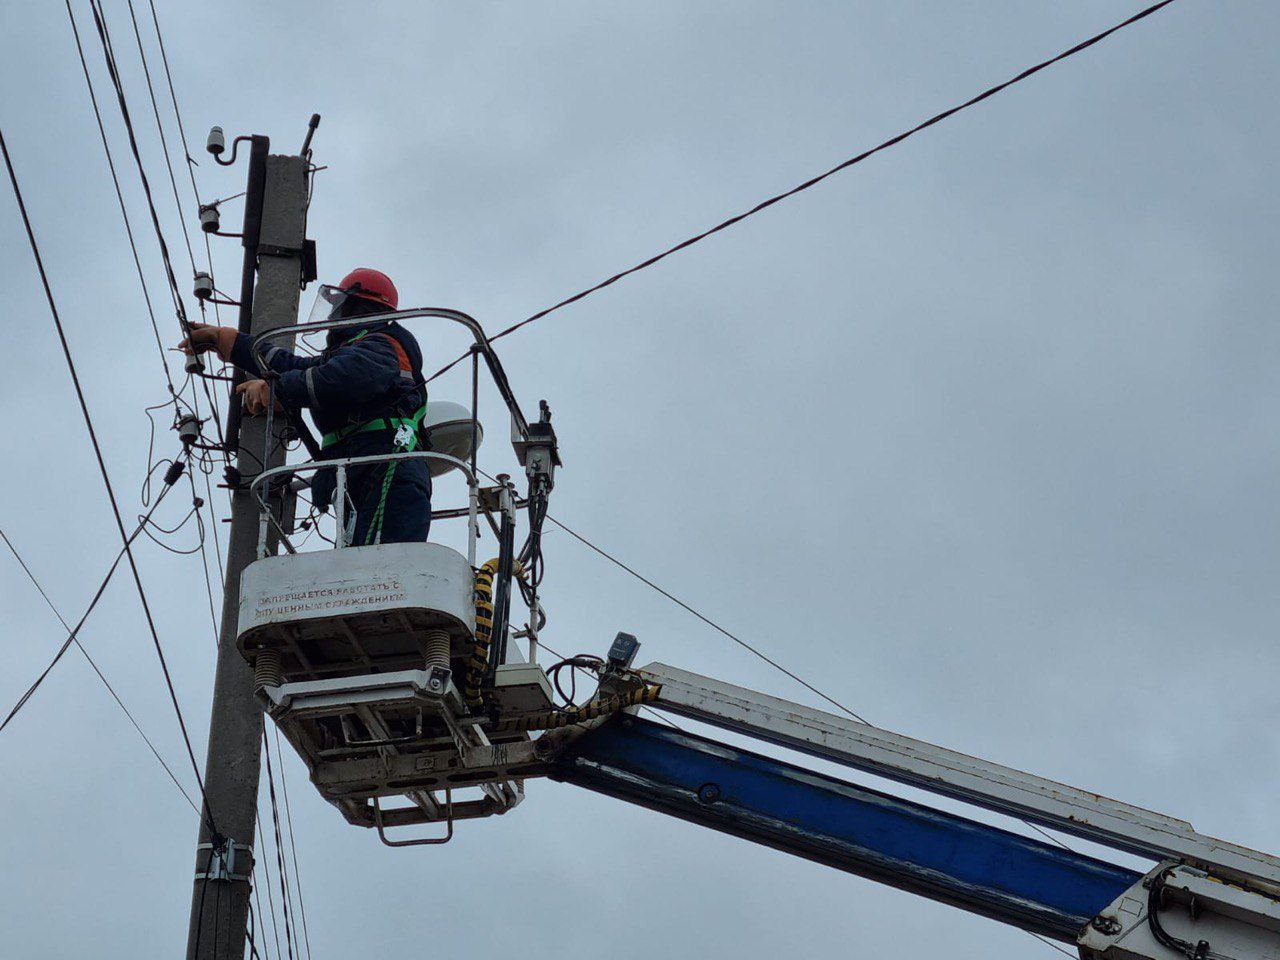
[362,402,428,545]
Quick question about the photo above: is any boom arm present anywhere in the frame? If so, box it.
[555,715,1140,941]
[551,662,1280,959]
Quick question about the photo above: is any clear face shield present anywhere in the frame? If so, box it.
[303,284,397,351]
[307,283,367,327]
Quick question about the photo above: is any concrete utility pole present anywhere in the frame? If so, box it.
[185,141,309,960]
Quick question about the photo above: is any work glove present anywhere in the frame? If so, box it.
[177,321,238,361]
[236,379,282,416]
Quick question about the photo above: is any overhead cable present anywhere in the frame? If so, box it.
[543,514,872,724]
[273,727,313,960]
[262,736,298,960]
[122,0,197,277]
[427,0,1178,383]
[0,486,171,736]
[254,816,285,960]
[545,512,1082,853]
[138,0,234,448]
[0,526,198,812]
[122,0,235,453]
[2,127,216,833]
[84,0,193,338]
[63,0,174,393]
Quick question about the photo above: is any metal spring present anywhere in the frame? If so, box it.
[254,648,283,689]
[423,628,451,672]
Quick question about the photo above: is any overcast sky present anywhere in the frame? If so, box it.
[2,2,1278,957]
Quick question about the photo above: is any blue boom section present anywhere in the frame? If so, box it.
[555,716,1140,941]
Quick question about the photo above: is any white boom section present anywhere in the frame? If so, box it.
[640,663,1280,895]
[1081,863,1280,960]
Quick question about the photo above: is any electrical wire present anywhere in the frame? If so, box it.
[536,639,685,733]
[1030,934,1078,959]
[122,0,196,278]
[255,816,285,960]
[543,512,872,724]
[66,9,267,954]
[0,483,171,736]
[84,0,194,343]
[427,0,1179,383]
[274,726,313,960]
[186,464,223,644]
[48,4,1139,947]
[246,901,264,960]
[120,0,233,455]
[67,0,228,475]
[262,735,298,960]
[1146,866,1222,960]
[2,127,217,834]
[140,0,235,451]
[543,511,1083,852]
[0,528,200,811]
[63,0,175,394]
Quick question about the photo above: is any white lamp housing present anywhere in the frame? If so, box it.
[424,401,483,477]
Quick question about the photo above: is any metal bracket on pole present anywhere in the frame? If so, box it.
[194,839,254,883]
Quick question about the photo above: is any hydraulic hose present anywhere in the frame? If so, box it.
[464,558,528,711]
[492,683,661,733]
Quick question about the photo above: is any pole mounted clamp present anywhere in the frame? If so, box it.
[194,838,254,883]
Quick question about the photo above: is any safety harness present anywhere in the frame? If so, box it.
[319,328,427,546]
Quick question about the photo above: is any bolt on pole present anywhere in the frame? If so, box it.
[186,141,309,960]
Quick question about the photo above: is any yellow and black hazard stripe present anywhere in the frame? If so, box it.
[463,558,530,711]
[492,682,661,734]
[464,559,500,710]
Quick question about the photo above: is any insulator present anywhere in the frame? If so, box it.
[199,204,220,234]
[193,271,214,301]
[423,629,451,672]
[163,460,186,486]
[206,125,225,156]
[176,413,201,447]
[185,352,205,375]
[254,649,283,690]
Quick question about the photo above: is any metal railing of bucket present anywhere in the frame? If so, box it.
[248,306,533,456]
[249,452,479,563]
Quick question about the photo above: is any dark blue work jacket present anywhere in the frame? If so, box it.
[231,321,432,544]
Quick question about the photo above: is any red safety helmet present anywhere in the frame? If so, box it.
[338,267,398,311]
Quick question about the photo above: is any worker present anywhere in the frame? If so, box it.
[179,267,432,546]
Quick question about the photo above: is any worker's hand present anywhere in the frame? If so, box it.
[178,322,237,361]
[236,379,281,416]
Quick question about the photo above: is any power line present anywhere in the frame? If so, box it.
[254,816,284,960]
[473,466,858,728]
[1030,933,1079,959]
[121,0,235,457]
[122,0,197,277]
[246,901,265,960]
[544,512,1083,856]
[63,0,174,394]
[543,513,872,725]
[262,735,298,960]
[2,126,216,834]
[137,0,233,451]
[273,726,313,960]
[0,488,169,736]
[68,0,229,685]
[0,526,198,812]
[84,0,192,339]
[427,0,1178,383]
